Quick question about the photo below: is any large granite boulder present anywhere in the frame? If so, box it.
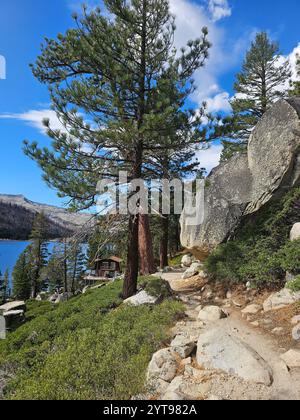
[181,98,300,256]
[147,348,179,383]
[263,288,300,312]
[196,328,273,385]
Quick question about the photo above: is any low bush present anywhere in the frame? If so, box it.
[141,276,173,299]
[169,254,183,267]
[204,188,300,287]
[286,276,300,293]
[0,277,182,400]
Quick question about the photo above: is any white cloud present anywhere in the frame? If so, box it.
[196,143,223,173]
[205,91,232,113]
[0,109,66,134]
[208,0,231,22]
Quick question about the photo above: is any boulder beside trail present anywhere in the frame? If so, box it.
[181,98,300,256]
[181,255,193,268]
[196,328,273,386]
[198,306,227,322]
[292,324,300,341]
[181,263,204,280]
[241,304,262,315]
[124,290,158,306]
[170,334,196,358]
[147,348,178,383]
[263,288,300,312]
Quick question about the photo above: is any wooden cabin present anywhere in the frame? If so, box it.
[94,256,123,279]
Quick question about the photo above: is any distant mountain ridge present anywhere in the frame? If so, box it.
[0,194,93,240]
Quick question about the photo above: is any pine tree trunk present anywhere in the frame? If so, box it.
[123,213,140,299]
[139,214,156,275]
[175,216,181,252]
[123,143,144,299]
[71,250,77,295]
[63,240,68,293]
[160,215,169,269]
[123,0,147,299]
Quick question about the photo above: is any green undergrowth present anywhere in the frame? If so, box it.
[0,277,183,400]
[169,254,183,267]
[286,275,300,293]
[204,187,300,287]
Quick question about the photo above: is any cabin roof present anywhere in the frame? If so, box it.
[95,256,123,263]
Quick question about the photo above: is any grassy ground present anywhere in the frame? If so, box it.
[0,277,183,400]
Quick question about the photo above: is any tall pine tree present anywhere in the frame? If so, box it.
[219,32,291,161]
[24,0,211,298]
[13,248,32,300]
[29,212,49,298]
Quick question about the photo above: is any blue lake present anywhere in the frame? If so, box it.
[0,240,57,291]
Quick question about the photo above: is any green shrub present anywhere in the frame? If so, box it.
[169,254,183,267]
[276,239,300,274]
[204,242,244,283]
[204,188,300,287]
[141,276,173,299]
[286,276,300,292]
[0,277,183,400]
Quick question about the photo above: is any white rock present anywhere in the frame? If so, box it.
[246,281,252,290]
[147,348,178,383]
[198,306,227,322]
[147,378,169,395]
[290,223,300,241]
[48,293,58,303]
[291,315,300,325]
[292,324,300,341]
[124,290,158,306]
[55,293,71,304]
[207,395,222,401]
[263,288,300,312]
[163,374,211,400]
[181,357,192,366]
[196,328,273,386]
[272,327,284,335]
[281,349,300,368]
[250,321,259,327]
[170,335,196,358]
[181,255,193,268]
[181,263,203,280]
[241,304,262,315]
[162,391,185,400]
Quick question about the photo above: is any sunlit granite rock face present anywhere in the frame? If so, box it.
[181,98,300,257]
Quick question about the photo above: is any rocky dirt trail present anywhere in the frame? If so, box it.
[148,270,300,400]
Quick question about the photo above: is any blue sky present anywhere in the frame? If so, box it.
[0,0,299,207]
